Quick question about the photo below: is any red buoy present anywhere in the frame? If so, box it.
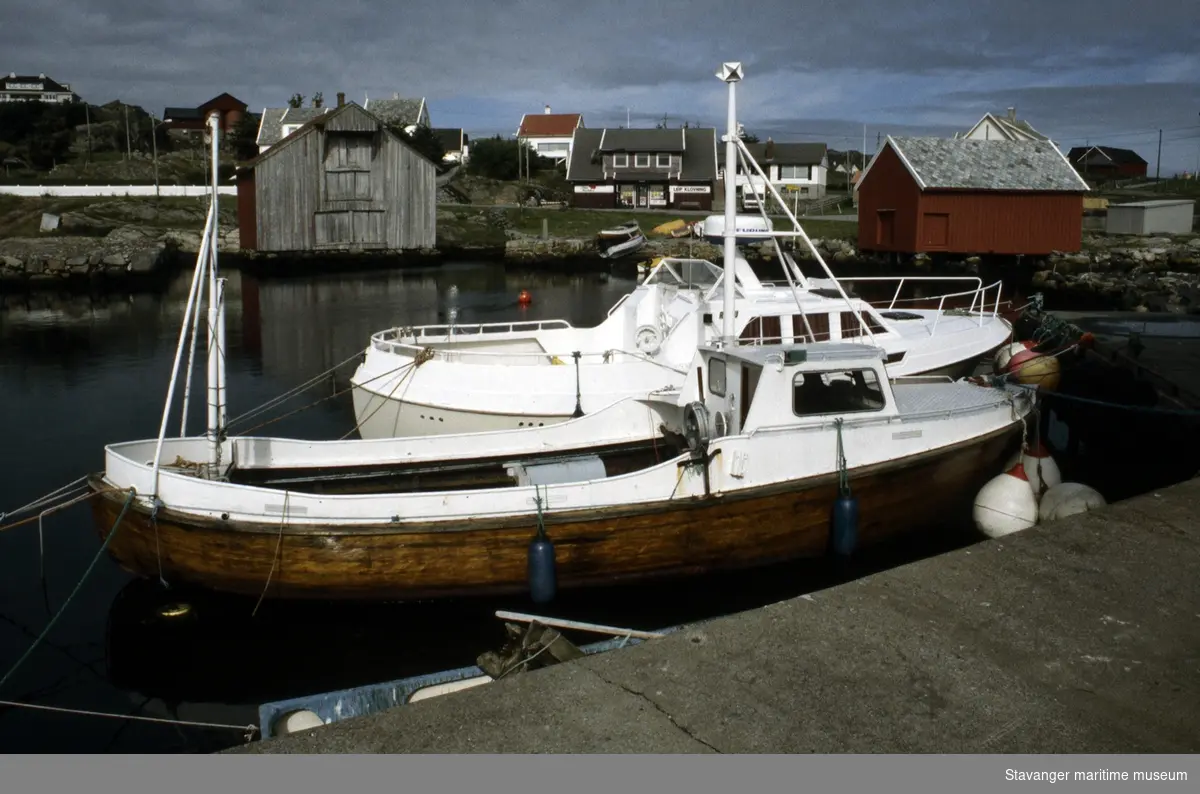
[518,289,532,305]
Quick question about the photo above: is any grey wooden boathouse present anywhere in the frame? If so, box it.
[236,99,436,253]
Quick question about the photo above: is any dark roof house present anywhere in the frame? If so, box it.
[431,128,469,162]
[1066,146,1149,179]
[0,72,78,102]
[567,127,718,210]
[163,92,248,132]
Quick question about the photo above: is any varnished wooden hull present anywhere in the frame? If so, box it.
[88,424,1020,601]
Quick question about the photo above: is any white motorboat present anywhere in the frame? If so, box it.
[348,251,1012,438]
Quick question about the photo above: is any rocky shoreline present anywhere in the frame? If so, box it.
[2,207,1198,314]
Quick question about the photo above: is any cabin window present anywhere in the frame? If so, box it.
[635,153,651,168]
[656,153,672,168]
[862,310,888,335]
[792,369,886,417]
[612,153,628,168]
[708,358,727,396]
[839,312,865,338]
[780,165,809,180]
[739,315,783,345]
[792,313,831,342]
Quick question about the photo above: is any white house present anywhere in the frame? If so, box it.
[432,128,470,165]
[959,108,1054,145]
[0,72,78,103]
[732,140,829,208]
[517,106,584,166]
[255,106,334,154]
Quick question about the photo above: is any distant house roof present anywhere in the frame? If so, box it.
[256,106,333,147]
[518,112,583,137]
[198,92,248,112]
[566,127,717,182]
[598,128,687,153]
[431,128,466,153]
[962,111,1051,143]
[862,136,1090,192]
[240,101,427,170]
[1066,146,1148,166]
[365,96,426,128]
[164,106,204,121]
[2,72,74,94]
[743,141,827,166]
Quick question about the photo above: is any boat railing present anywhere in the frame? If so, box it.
[835,276,1003,316]
[373,319,575,344]
[370,337,688,372]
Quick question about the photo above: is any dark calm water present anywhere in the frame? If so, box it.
[0,259,1153,753]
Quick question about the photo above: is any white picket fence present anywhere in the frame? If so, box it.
[0,185,235,197]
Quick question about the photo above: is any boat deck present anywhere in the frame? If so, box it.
[892,382,1014,417]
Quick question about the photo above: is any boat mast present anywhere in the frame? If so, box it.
[717,61,743,348]
[205,110,226,475]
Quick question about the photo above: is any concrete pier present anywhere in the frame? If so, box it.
[228,477,1200,754]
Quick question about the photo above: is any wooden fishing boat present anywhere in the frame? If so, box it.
[596,221,646,259]
[84,63,1036,604]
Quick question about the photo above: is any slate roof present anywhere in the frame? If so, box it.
[1067,146,1148,166]
[165,107,204,121]
[518,113,583,137]
[882,137,1089,192]
[256,107,332,147]
[365,97,425,127]
[567,127,717,182]
[431,128,466,152]
[743,141,826,166]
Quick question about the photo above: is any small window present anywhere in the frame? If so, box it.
[708,358,727,396]
[839,312,861,338]
[792,369,885,417]
[656,153,672,168]
[862,310,888,335]
[792,313,831,342]
[780,165,809,180]
[634,153,651,168]
[612,153,628,168]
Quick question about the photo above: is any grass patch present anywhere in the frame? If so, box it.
[0,194,236,238]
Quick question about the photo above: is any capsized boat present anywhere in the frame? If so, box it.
[85,61,1036,604]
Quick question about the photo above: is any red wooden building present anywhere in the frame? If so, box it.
[856,136,1089,256]
[163,92,248,134]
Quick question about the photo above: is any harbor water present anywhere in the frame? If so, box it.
[0,259,1193,753]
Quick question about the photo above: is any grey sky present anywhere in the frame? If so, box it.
[4,0,1197,170]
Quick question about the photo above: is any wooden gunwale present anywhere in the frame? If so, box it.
[85,422,1021,601]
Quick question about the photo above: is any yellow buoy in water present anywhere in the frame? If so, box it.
[1005,350,1061,391]
[973,463,1038,538]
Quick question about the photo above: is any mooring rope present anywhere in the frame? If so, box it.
[0,476,89,523]
[341,347,435,440]
[224,349,367,431]
[0,486,126,535]
[252,491,289,618]
[0,699,258,738]
[0,488,135,692]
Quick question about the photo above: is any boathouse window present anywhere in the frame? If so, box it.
[612,154,628,168]
[635,153,651,168]
[708,358,727,396]
[792,369,885,416]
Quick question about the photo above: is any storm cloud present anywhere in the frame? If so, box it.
[3,0,1197,170]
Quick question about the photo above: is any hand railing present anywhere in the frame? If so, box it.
[373,318,574,343]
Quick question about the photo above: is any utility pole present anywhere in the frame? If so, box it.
[1156,128,1162,188]
[862,124,866,171]
[876,131,881,151]
[84,103,92,165]
[123,104,131,161]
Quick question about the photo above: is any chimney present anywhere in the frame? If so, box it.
[545,104,551,114]
[337,92,345,108]
[1007,106,1016,121]
[393,92,400,100]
